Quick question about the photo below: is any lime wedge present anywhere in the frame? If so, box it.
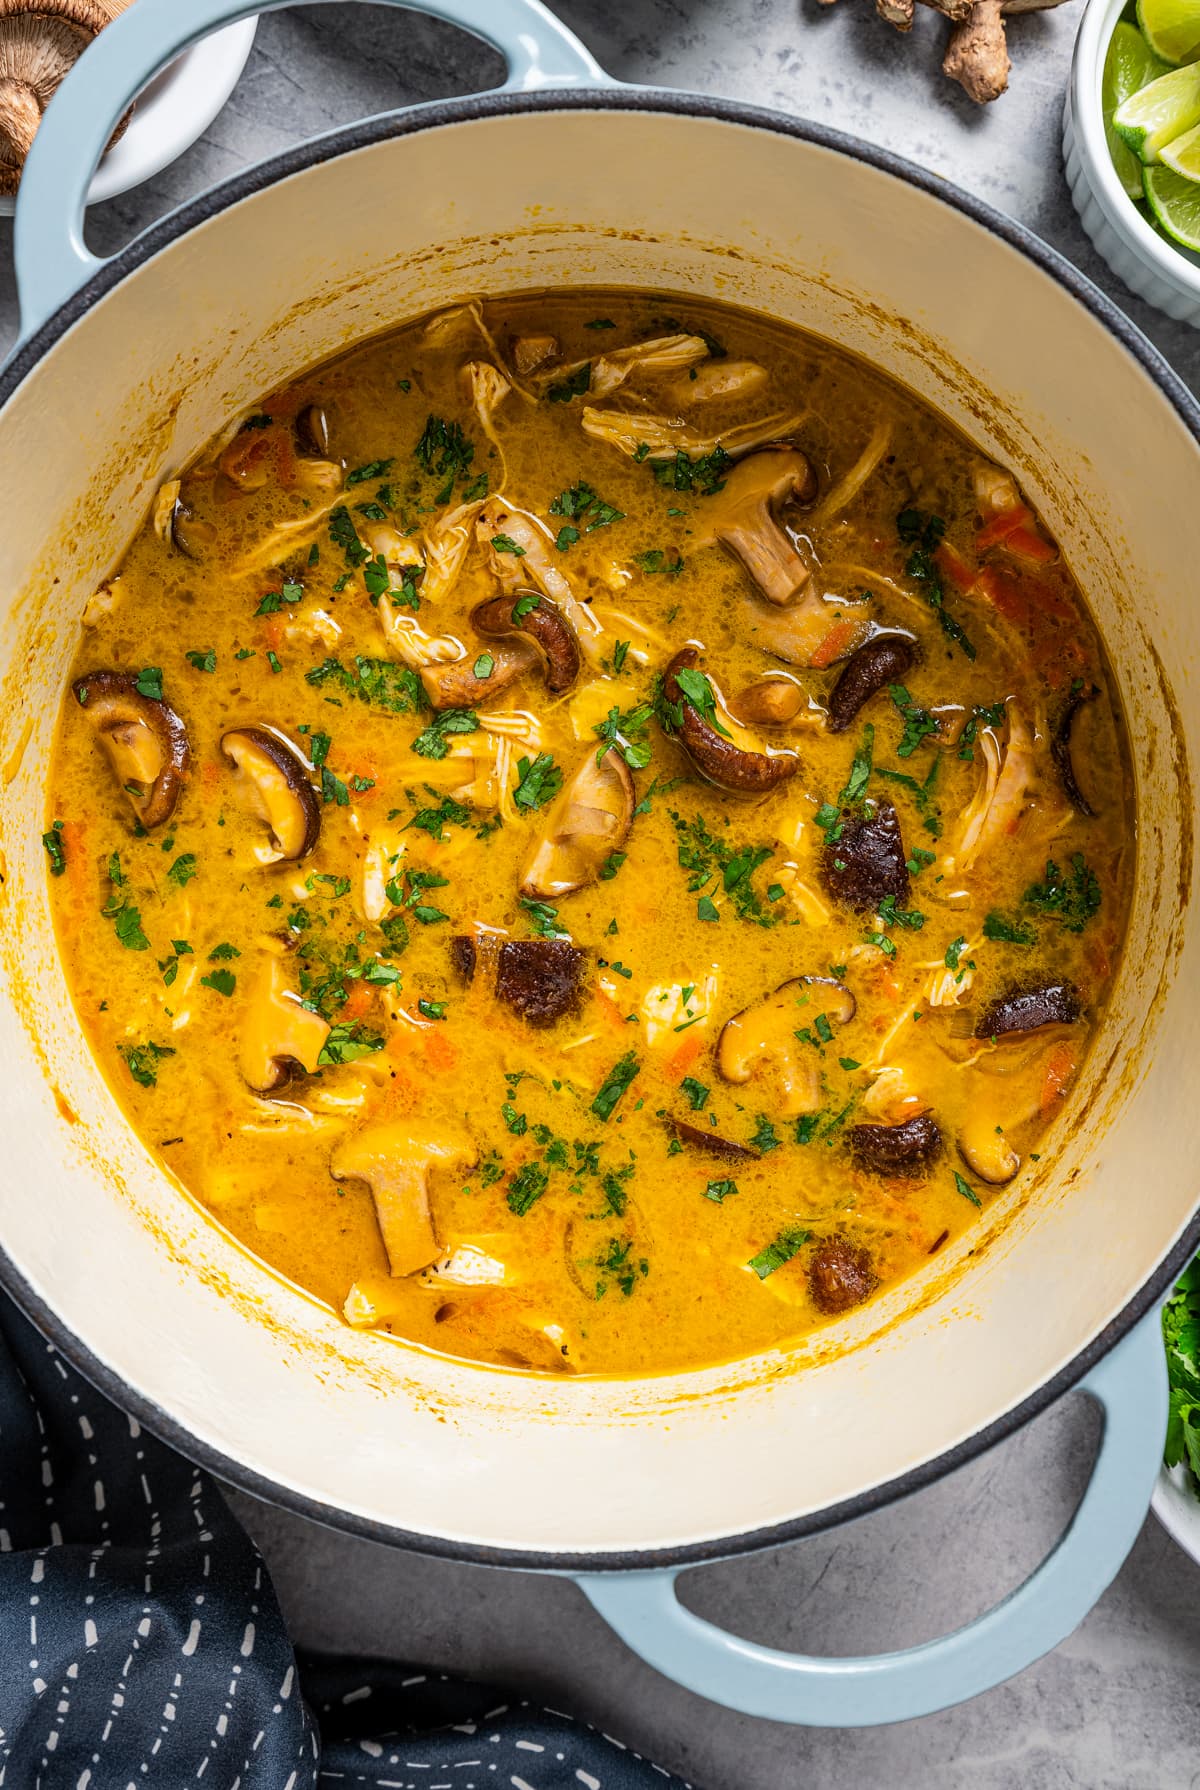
[1114,61,1200,160]
[1136,0,1200,65]
[1160,115,1200,172]
[1105,22,1171,195]
[1144,162,1200,244]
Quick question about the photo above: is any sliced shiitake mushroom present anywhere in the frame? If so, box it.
[727,674,807,726]
[665,647,798,795]
[827,635,917,733]
[849,1113,943,1176]
[221,726,321,860]
[821,799,910,912]
[451,934,586,1027]
[520,747,634,900]
[808,1240,876,1314]
[331,1122,475,1278]
[471,593,581,694]
[691,444,818,606]
[718,975,856,1117]
[294,403,331,459]
[73,670,190,830]
[1052,686,1097,817]
[958,1118,1020,1185]
[240,950,331,1094]
[151,478,214,561]
[421,638,539,711]
[975,982,1081,1040]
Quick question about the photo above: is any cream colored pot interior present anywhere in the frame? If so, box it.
[0,108,1195,1556]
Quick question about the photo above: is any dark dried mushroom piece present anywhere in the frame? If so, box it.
[718,975,855,1117]
[451,935,586,1027]
[726,675,806,726]
[821,799,910,912]
[808,1240,876,1315]
[421,638,539,711]
[240,951,331,1094]
[669,1118,760,1161]
[294,403,331,459]
[849,1114,943,1176]
[152,478,214,561]
[73,670,189,830]
[221,726,321,861]
[976,982,1081,1040]
[1052,687,1097,817]
[521,748,634,900]
[827,635,917,733]
[665,647,798,795]
[471,592,581,694]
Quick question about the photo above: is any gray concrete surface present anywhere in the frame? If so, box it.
[5,3,1200,1783]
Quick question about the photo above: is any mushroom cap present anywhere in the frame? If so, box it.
[808,1240,876,1314]
[471,592,581,694]
[0,2,131,194]
[221,726,321,861]
[827,634,918,734]
[520,746,634,900]
[73,669,189,830]
[239,951,331,1094]
[726,674,807,727]
[718,975,856,1118]
[958,1115,1020,1185]
[849,1113,943,1177]
[975,982,1081,1041]
[665,647,799,795]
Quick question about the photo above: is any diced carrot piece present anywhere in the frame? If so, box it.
[809,618,859,670]
[262,614,285,651]
[1004,525,1058,567]
[423,1028,457,1073]
[975,505,1033,552]
[1040,1042,1077,1113]
[934,540,977,593]
[593,984,628,1028]
[975,565,1031,628]
[201,759,222,789]
[342,980,374,1020]
[664,1030,706,1084]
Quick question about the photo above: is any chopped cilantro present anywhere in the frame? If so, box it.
[591,1052,640,1121]
[748,1227,810,1280]
[185,649,216,673]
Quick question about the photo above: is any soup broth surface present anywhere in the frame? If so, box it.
[45,290,1133,1376]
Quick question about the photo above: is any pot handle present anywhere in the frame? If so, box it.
[13,0,609,346]
[575,1311,1165,1726]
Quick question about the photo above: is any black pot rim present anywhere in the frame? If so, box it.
[4,82,1198,1574]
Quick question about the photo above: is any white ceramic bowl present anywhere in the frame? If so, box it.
[1153,1463,1200,1565]
[1065,0,1200,324]
[0,18,257,218]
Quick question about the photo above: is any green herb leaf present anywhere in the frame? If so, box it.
[591,1052,640,1121]
[747,1227,810,1280]
[135,666,164,701]
[42,820,66,877]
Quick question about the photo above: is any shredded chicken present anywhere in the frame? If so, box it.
[941,704,1042,878]
[580,406,808,463]
[640,974,720,1048]
[419,499,485,606]
[232,490,343,577]
[664,359,769,408]
[463,360,512,478]
[812,419,893,524]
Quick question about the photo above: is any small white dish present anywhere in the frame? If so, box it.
[0,18,257,217]
[1152,1462,1200,1566]
[1064,0,1200,325]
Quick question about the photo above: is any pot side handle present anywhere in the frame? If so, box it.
[13,0,610,348]
[576,1311,1166,1727]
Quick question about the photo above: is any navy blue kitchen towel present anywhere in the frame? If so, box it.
[0,1294,689,1788]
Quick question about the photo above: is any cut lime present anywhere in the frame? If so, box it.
[1144,161,1200,245]
[1136,0,1200,65]
[1113,61,1200,160]
[1105,22,1171,195]
[1160,115,1200,171]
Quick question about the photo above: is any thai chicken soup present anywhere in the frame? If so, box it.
[45,292,1132,1376]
